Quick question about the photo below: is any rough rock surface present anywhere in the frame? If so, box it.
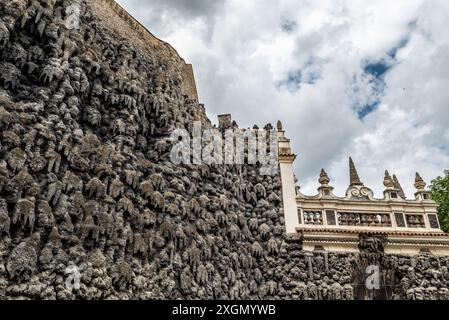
[0,0,448,300]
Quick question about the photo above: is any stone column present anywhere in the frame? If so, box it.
[278,128,299,234]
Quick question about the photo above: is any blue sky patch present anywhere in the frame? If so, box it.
[356,54,396,119]
[276,70,302,92]
[388,36,410,59]
[276,67,322,93]
[357,101,380,119]
[363,61,391,78]
[276,57,323,93]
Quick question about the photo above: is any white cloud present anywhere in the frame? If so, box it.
[117,0,449,199]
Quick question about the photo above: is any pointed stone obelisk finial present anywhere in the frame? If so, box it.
[414,172,427,190]
[349,157,363,186]
[393,174,406,199]
[319,168,330,186]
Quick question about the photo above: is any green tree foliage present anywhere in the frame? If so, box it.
[430,170,449,233]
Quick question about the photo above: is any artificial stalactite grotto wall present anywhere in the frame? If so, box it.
[0,0,448,300]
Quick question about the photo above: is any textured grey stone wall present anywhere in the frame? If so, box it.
[0,0,448,300]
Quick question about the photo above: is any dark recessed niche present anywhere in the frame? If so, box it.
[428,214,440,229]
[395,212,406,227]
[326,210,337,225]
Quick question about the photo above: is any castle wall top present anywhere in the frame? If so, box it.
[218,114,232,129]
[91,0,199,101]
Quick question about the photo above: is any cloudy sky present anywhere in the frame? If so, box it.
[117,0,449,198]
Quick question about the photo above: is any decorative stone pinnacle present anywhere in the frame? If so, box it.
[414,172,427,190]
[319,169,330,186]
[349,157,363,187]
[277,120,283,131]
[383,170,395,189]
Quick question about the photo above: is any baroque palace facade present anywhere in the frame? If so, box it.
[278,125,449,256]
